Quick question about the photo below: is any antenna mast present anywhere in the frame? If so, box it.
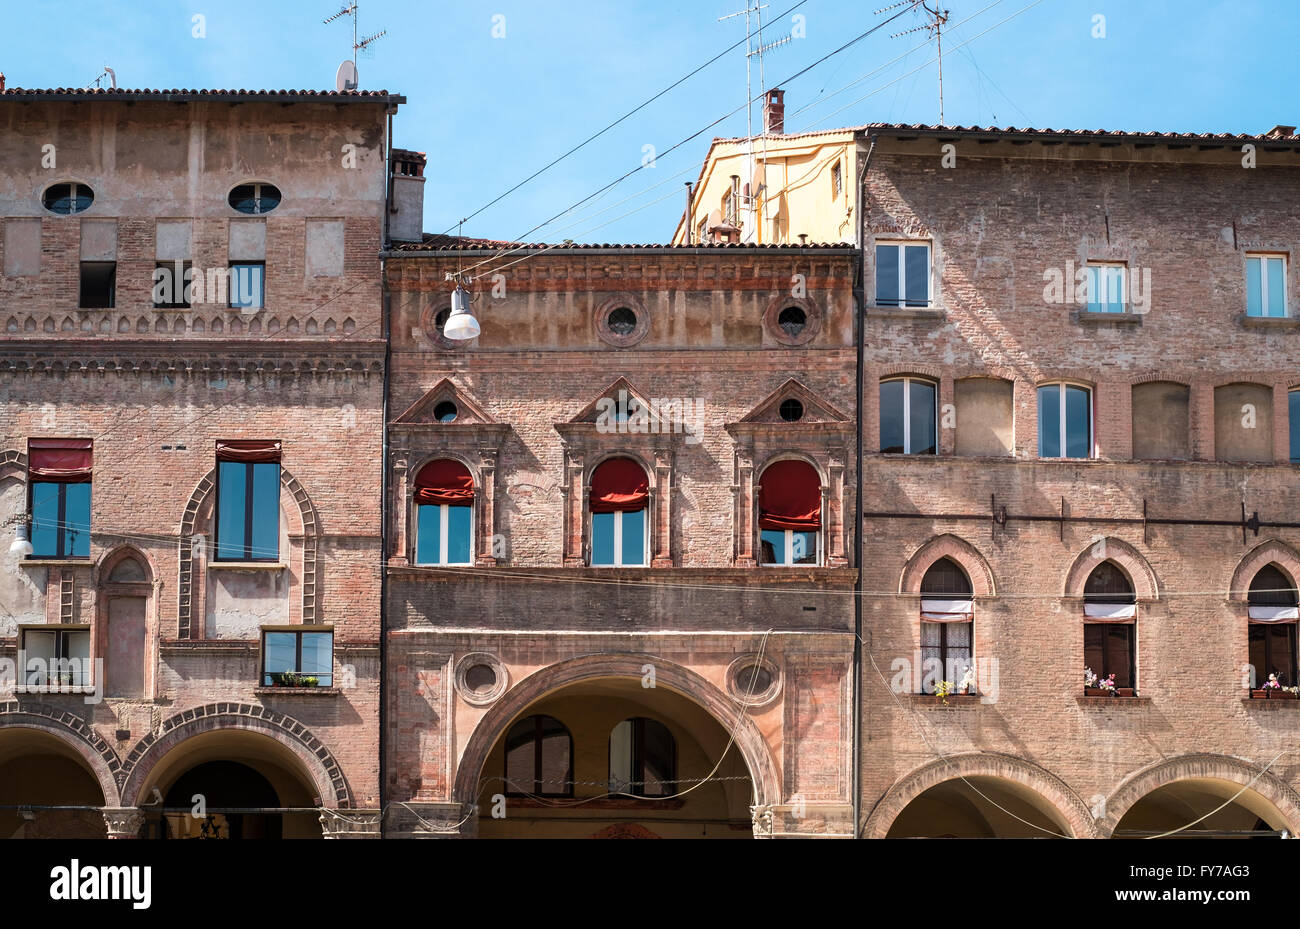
[324,2,387,71]
[887,1,950,124]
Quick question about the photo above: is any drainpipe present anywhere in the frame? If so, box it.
[378,107,395,834]
[851,132,877,839]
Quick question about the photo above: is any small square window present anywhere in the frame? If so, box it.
[1086,262,1126,314]
[1246,254,1288,318]
[21,628,91,687]
[875,242,931,308]
[229,262,265,310]
[831,161,843,200]
[262,630,333,687]
[79,261,116,309]
[153,260,193,309]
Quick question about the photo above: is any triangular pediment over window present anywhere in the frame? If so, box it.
[393,378,499,428]
[564,376,655,425]
[727,378,852,438]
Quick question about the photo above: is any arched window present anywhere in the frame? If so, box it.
[758,459,821,566]
[504,715,572,798]
[589,457,649,567]
[1038,383,1093,459]
[880,376,937,455]
[609,717,676,798]
[1248,564,1299,687]
[920,558,973,693]
[1083,561,1136,691]
[414,459,474,566]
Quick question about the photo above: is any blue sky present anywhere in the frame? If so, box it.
[5,0,1297,243]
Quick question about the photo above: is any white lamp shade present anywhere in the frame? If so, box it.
[9,524,33,557]
[442,286,480,340]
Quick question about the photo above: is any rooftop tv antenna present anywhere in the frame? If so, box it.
[86,66,116,90]
[885,1,950,124]
[323,2,387,86]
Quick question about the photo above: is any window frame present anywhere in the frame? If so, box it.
[880,376,938,455]
[228,261,266,310]
[1037,382,1094,459]
[1246,253,1288,319]
[78,260,117,309]
[874,240,933,308]
[590,507,649,567]
[1291,389,1300,464]
[228,183,282,216]
[504,714,574,799]
[759,527,821,567]
[20,626,92,688]
[608,716,677,798]
[259,628,334,687]
[414,502,474,567]
[153,260,193,309]
[214,459,281,562]
[29,480,91,560]
[831,160,843,200]
[42,182,94,216]
[1085,261,1127,314]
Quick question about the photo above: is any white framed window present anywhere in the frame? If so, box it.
[20,627,91,688]
[1086,262,1127,314]
[1247,253,1288,318]
[591,509,648,567]
[880,376,938,454]
[759,528,820,566]
[1038,382,1093,459]
[875,241,932,307]
[415,503,473,566]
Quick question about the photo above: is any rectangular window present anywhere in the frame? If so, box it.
[1250,623,1297,687]
[591,509,647,567]
[1086,263,1126,314]
[216,460,280,561]
[21,628,91,687]
[759,529,819,566]
[1292,390,1300,464]
[831,161,842,200]
[1084,623,1135,689]
[880,378,937,455]
[1038,384,1092,458]
[921,621,972,692]
[228,261,265,310]
[262,630,333,687]
[79,261,116,309]
[27,438,93,559]
[415,504,473,566]
[875,242,931,307]
[152,260,193,309]
[1246,254,1287,318]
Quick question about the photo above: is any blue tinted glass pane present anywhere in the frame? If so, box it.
[300,633,333,685]
[250,463,279,559]
[1038,385,1061,457]
[1247,258,1263,316]
[263,632,296,684]
[1065,386,1091,458]
[230,264,264,309]
[880,379,905,453]
[760,529,786,565]
[909,380,937,454]
[30,482,61,557]
[63,482,90,558]
[875,245,899,305]
[1267,258,1286,316]
[904,245,929,306]
[1292,392,1300,463]
[792,531,817,565]
[1086,266,1102,313]
[592,511,615,565]
[621,509,646,566]
[1106,267,1125,312]
[447,505,472,564]
[415,504,440,564]
[216,462,247,559]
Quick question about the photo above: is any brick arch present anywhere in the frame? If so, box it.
[1034,373,1098,389]
[1063,537,1158,601]
[1130,372,1191,387]
[1100,753,1300,837]
[878,365,942,382]
[0,702,124,806]
[1228,539,1300,601]
[0,449,29,483]
[95,543,157,585]
[900,534,995,597]
[176,466,320,638]
[453,653,780,811]
[951,366,1018,383]
[119,703,351,809]
[861,752,1097,838]
[585,450,658,491]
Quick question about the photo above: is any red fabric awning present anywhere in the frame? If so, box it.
[589,458,649,513]
[216,440,282,463]
[414,459,474,505]
[759,460,821,531]
[28,438,92,482]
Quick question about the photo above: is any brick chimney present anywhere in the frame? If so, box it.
[389,148,426,244]
[0,74,6,92]
[1265,124,1296,139]
[763,88,785,135]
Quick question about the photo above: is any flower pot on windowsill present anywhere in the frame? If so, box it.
[1084,687,1135,697]
[1251,689,1299,699]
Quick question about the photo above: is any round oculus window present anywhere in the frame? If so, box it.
[607,307,638,336]
[779,398,805,422]
[434,401,459,423]
[228,183,282,215]
[777,305,807,337]
[42,182,94,215]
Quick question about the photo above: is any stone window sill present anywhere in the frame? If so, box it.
[909,693,981,707]
[1238,313,1300,330]
[1075,695,1152,706]
[207,561,286,571]
[11,684,97,696]
[868,305,946,321]
[254,686,341,696]
[19,558,91,567]
[1076,310,1143,325]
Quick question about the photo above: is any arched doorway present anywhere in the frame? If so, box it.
[473,678,756,839]
[885,776,1075,838]
[135,730,324,838]
[0,729,107,838]
[1113,779,1292,838]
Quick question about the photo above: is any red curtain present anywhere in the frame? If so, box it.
[589,458,649,513]
[415,459,474,505]
[216,440,282,463]
[28,438,92,482]
[759,460,821,530]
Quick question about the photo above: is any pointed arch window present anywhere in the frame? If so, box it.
[1083,561,1136,691]
[589,457,649,567]
[1248,564,1298,688]
[758,459,821,566]
[414,459,474,566]
[920,558,973,692]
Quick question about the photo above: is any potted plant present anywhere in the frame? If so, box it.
[1251,674,1300,699]
[1084,669,1135,697]
[933,679,954,706]
[959,664,978,696]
